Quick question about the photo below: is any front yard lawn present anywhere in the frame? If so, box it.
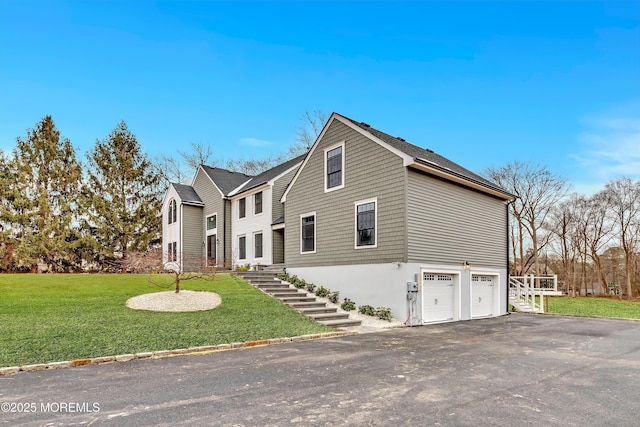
[0,273,333,367]
[546,296,640,320]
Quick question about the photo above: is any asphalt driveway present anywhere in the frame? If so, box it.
[1,313,639,426]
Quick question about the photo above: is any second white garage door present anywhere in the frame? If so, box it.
[422,272,455,323]
[471,275,495,318]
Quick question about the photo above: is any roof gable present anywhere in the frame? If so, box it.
[283,112,512,201]
[171,183,204,205]
[200,165,253,196]
[230,154,306,197]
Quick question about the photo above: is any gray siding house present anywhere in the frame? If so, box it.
[162,157,303,270]
[281,113,513,324]
[162,112,513,324]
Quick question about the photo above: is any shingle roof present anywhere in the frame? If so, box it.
[233,154,306,195]
[172,183,204,205]
[338,113,510,196]
[200,165,252,196]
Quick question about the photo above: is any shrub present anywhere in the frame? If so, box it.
[375,307,392,321]
[358,305,376,316]
[315,286,330,298]
[305,282,316,293]
[328,290,339,304]
[341,298,356,311]
[277,273,289,282]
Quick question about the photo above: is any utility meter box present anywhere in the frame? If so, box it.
[407,281,418,292]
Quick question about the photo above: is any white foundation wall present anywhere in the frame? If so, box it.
[287,263,508,324]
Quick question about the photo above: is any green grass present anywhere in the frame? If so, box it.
[546,296,640,320]
[0,273,333,367]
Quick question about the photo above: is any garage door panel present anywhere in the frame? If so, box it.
[423,273,455,322]
[472,275,494,318]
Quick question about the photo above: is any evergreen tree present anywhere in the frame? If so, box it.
[5,116,82,271]
[83,121,161,272]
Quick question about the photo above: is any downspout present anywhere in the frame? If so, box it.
[505,198,517,313]
[179,203,183,273]
[223,198,227,269]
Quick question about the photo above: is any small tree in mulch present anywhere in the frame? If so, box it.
[129,249,216,293]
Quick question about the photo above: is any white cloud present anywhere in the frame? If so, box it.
[238,137,272,148]
[572,104,640,185]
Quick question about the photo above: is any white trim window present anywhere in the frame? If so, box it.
[300,212,316,254]
[206,213,217,231]
[168,199,177,224]
[239,198,246,219]
[254,232,263,259]
[238,235,246,260]
[254,191,263,215]
[168,241,177,262]
[355,198,377,248]
[324,142,344,192]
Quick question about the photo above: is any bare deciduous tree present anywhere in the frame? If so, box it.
[287,110,327,158]
[605,177,640,299]
[485,161,569,275]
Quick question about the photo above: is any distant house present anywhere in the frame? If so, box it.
[162,112,513,324]
[281,113,514,323]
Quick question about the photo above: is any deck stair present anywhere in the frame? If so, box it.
[509,275,560,313]
[235,271,361,329]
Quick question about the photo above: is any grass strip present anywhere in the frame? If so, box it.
[545,296,640,320]
[0,273,333,367]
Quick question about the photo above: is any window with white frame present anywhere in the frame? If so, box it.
[168,199,177,224]
[324,143,344,191]
[300,213,316,253]
[167,242,177,262]
[355,199,376,248]
[238,236,246,260]
[239,198,246,219]
[254,192,263,215]
[206,214,217,230]
[254,232,263,258]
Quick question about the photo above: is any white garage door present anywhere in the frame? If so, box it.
[471,275,494,318]
[422,273,455,323]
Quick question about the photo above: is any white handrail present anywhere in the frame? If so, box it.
[509,276,545,313]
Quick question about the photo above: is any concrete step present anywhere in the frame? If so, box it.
[278,296,317,303]
[270,291,308,298]
[287,302,327,309]
[308,312,351,321]
[256,283,290,289]
[238,275,279,282]
[298,307,338,315]
[317,318,362,328]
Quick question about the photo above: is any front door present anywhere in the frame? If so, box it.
[207,234,216,266]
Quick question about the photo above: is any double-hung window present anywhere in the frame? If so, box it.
[355,199,377,248]
[325,143,344,191]
[168,242,177,262]
[254,232,263,258]
[168,199,177,224]
[254,192,263,215]
[239,236,246,260]
[239,198,246,219]
[300,213,316,254]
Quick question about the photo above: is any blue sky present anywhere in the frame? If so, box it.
[1,0,638,194]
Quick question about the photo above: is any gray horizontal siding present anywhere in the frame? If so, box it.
[407,169,507,268]
[272,167,296,222]
[182,204,204,271]
[285,120,407,267]
[192,170,228,266]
